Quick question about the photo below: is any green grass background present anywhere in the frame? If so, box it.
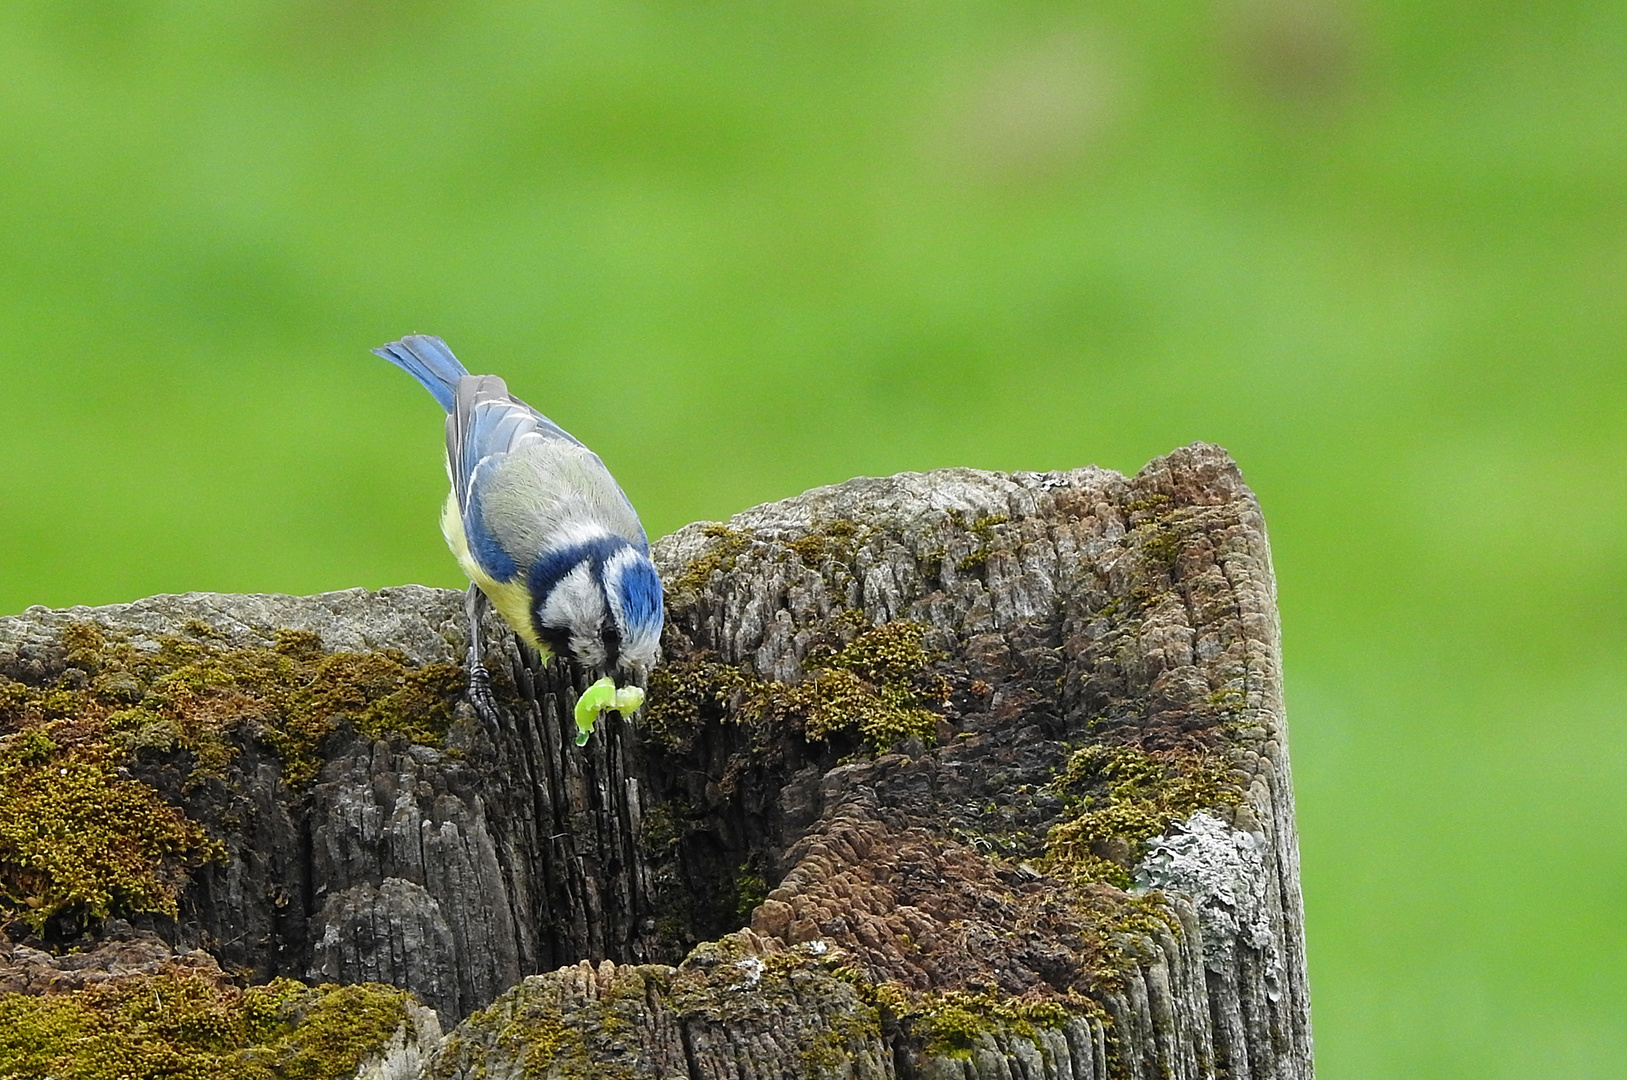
[2,2,1623,1075]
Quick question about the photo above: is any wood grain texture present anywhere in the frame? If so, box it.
[0,443,1311,1078]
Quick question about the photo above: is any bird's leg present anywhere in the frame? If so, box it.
[464,584,502,731]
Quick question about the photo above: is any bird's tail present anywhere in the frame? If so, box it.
[374,335,469,413]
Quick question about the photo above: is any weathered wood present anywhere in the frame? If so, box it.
[0,443,1312,1078]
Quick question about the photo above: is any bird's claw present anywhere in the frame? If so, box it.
[463,584,503,733]
[466,647,501,732]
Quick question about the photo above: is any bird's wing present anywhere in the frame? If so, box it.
[447,378,647,582]
[447,375,581,496]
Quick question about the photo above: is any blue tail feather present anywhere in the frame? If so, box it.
[374,335,469,413]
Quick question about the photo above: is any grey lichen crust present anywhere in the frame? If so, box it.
[0,443,1311,1080]
[1138,813,1278,987]
[0,585,469,667]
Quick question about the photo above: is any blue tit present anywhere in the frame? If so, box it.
[375,335,663,737]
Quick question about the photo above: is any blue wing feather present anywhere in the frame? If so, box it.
[463,464,521,582]
[454,394,592,583]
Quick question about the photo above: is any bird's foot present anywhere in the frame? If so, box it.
[462,584,503,733]
[466,647,502,732]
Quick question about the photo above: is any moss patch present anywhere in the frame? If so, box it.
[1135,522,1185,570]
[646,619,947,754]
[907,988,1073,1059]
[953,512,1009,575]
[0,971,412,1080]
[0,622,462,935]
[783,519,868,566]
[672,521,875,602]
[1040,745,1242,890]
[641,656,749,752]
[671,941,884,1072]
[442,968,657,1080]
[238,980,414,1080]
[833,970,1086,1062]
[1122,493,1171,518]
[490,1000,593,1078]
[668,524,753,597]
[732,857,769,922]
[0,733,222,935]
[132,627,463,786]
[751,617,948,750]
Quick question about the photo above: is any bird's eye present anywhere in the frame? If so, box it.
[600,624,622,664]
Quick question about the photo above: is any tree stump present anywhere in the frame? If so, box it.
[0,443,1311,1079]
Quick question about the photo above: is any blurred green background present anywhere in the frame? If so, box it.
[2,1,1623,1075]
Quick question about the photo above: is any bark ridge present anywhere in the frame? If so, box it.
[0,443,1311,1079]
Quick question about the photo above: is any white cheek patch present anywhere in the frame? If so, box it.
[537,561,607,666]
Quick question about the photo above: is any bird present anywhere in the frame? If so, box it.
[375,334,663,743]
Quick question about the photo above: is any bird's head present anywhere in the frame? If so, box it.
[529,535,664,684]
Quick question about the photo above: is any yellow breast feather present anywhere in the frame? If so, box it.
[441,490,551,657]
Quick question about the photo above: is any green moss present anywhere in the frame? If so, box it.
[953,513,1009,575]
[756,668,901,743]
[1122,493,1170,516]
[645,619,947,755]
[733,857,769,922]
[1040,745,1242,889]
[817,617,943,686]
[0,971,412,1080]
[498,1007,585,1076]
[918,547,946,584]
[912,990,1071,1058]
[668,941,884,1074]
[642,655,749,751]
[181,619,224,640]
[458,970,649,1080]
[59,622,107,666]
[147,629,462,785]
[0,623,462,934]
[7,623,463,785]
[0,733,223,934]
[1136,524,1185,570]
[834,974,1083,1062]
[669,524,752,597]
[752,620,947,749]
[239,980,412,1080]
[783,519,867,566]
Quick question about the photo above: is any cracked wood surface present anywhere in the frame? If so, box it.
[0,443,1311,1078]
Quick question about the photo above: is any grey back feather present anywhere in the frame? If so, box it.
[447,375,648,560]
